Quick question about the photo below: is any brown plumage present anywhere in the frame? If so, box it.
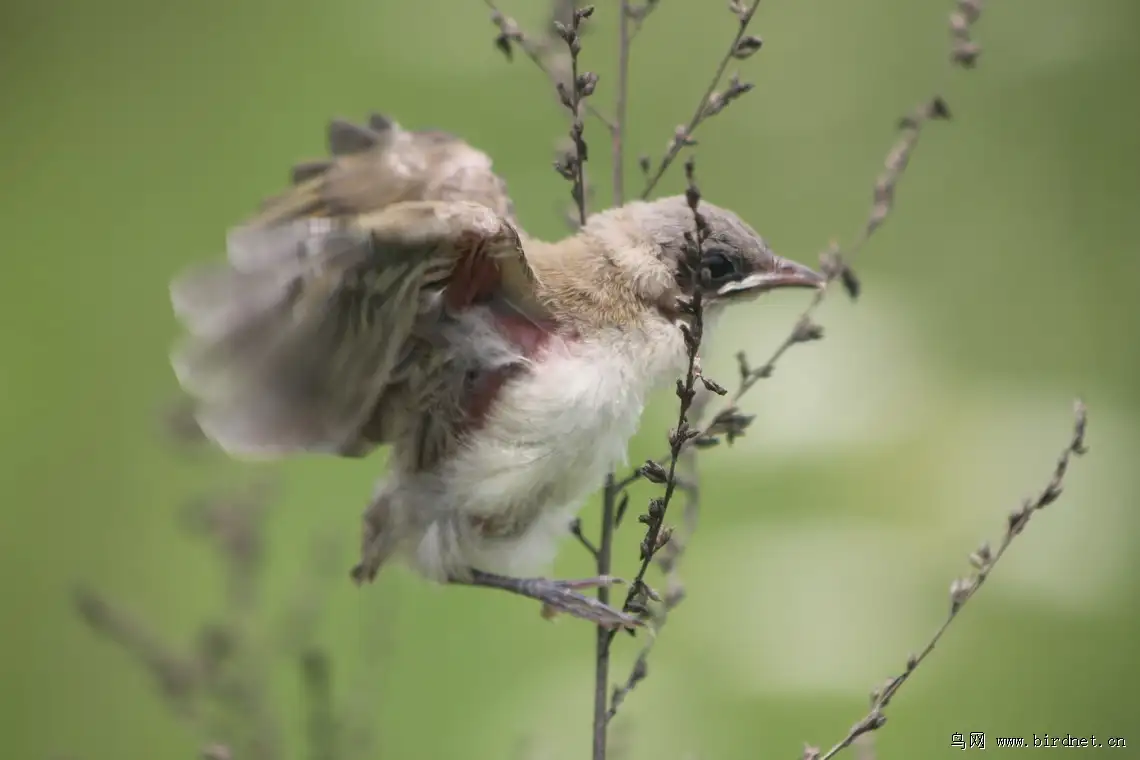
[170,114,823,628]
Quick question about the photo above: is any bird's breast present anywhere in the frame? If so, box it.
[434,315,688,575]
[447,317,689,519]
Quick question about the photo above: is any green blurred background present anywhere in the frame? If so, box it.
[2,0,1139,757]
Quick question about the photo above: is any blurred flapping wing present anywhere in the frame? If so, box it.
[251,114,519,228]
[169,115,535,458]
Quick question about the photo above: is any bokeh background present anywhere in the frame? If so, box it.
[2,0,1138,758]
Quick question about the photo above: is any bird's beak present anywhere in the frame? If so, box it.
[715,256,825,298]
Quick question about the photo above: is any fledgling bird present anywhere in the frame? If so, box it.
[169,114,822,628]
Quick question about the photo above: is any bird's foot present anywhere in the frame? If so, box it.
[350,542,386,585]
[453,569,643,631]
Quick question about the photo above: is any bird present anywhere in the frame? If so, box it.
[168,113,823,628]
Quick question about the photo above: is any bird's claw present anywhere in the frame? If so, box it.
[447,569,644,630]
[529,576,643,630]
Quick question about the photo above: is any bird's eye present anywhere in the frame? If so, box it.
[700,250,737,286]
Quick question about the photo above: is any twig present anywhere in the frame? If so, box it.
[301,649,338,760]
[591,2,635,757]
[684,0,984,463]
[75,454,368,760]
[611,0,632,206]
[616,93,953,494]
[570,517,600,560]
[604,160,716,723]
[180,480,276,612]
[73,588,201,718]
[620,0,979,485]
[488,7,611,753]
[607,0,769,730]
[592,480,616,760]
[639,0,763,199]
[485,0,615,132]
[598,3,770,728]
[549,6,596,228]
[606,441,700,722]
[607,0,984,728]
[804,400,1089,760]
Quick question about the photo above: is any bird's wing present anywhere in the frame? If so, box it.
[169,114,540,459]
[171,199,541,459]
[244,114,519,235]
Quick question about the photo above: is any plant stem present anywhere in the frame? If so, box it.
[640,0,761,199]
[612,0,631,207]
[593,5,633,758]
[592,475,617,760]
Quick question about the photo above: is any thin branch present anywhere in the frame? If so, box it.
[805,400,1089,760]
[73,588,202,719]
[615,94,952,494]
[608,2,984,728]
[498,14,610,754]
[682,0,979,462]
[607,422,702,721]
[570,517,601,560]
[606,157,714,650]
[593,2,634,757]
[301,650,338,760]
[611,2,632,206]
[549,6,596,228]
[639,0,763,199]
[592,479,616,760]
[606,161,711,729]
[75,457,361,760]
[485,0,616,132]
[180,480,276,613]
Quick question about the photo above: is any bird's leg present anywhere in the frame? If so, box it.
[448,569,643,630]
[352,489,641,629]
[351,487,400,584]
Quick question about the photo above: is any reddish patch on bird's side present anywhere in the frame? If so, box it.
[461,312,566,431]
[445,233,580,431]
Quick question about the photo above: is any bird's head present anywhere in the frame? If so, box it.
[577,195,822,320]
